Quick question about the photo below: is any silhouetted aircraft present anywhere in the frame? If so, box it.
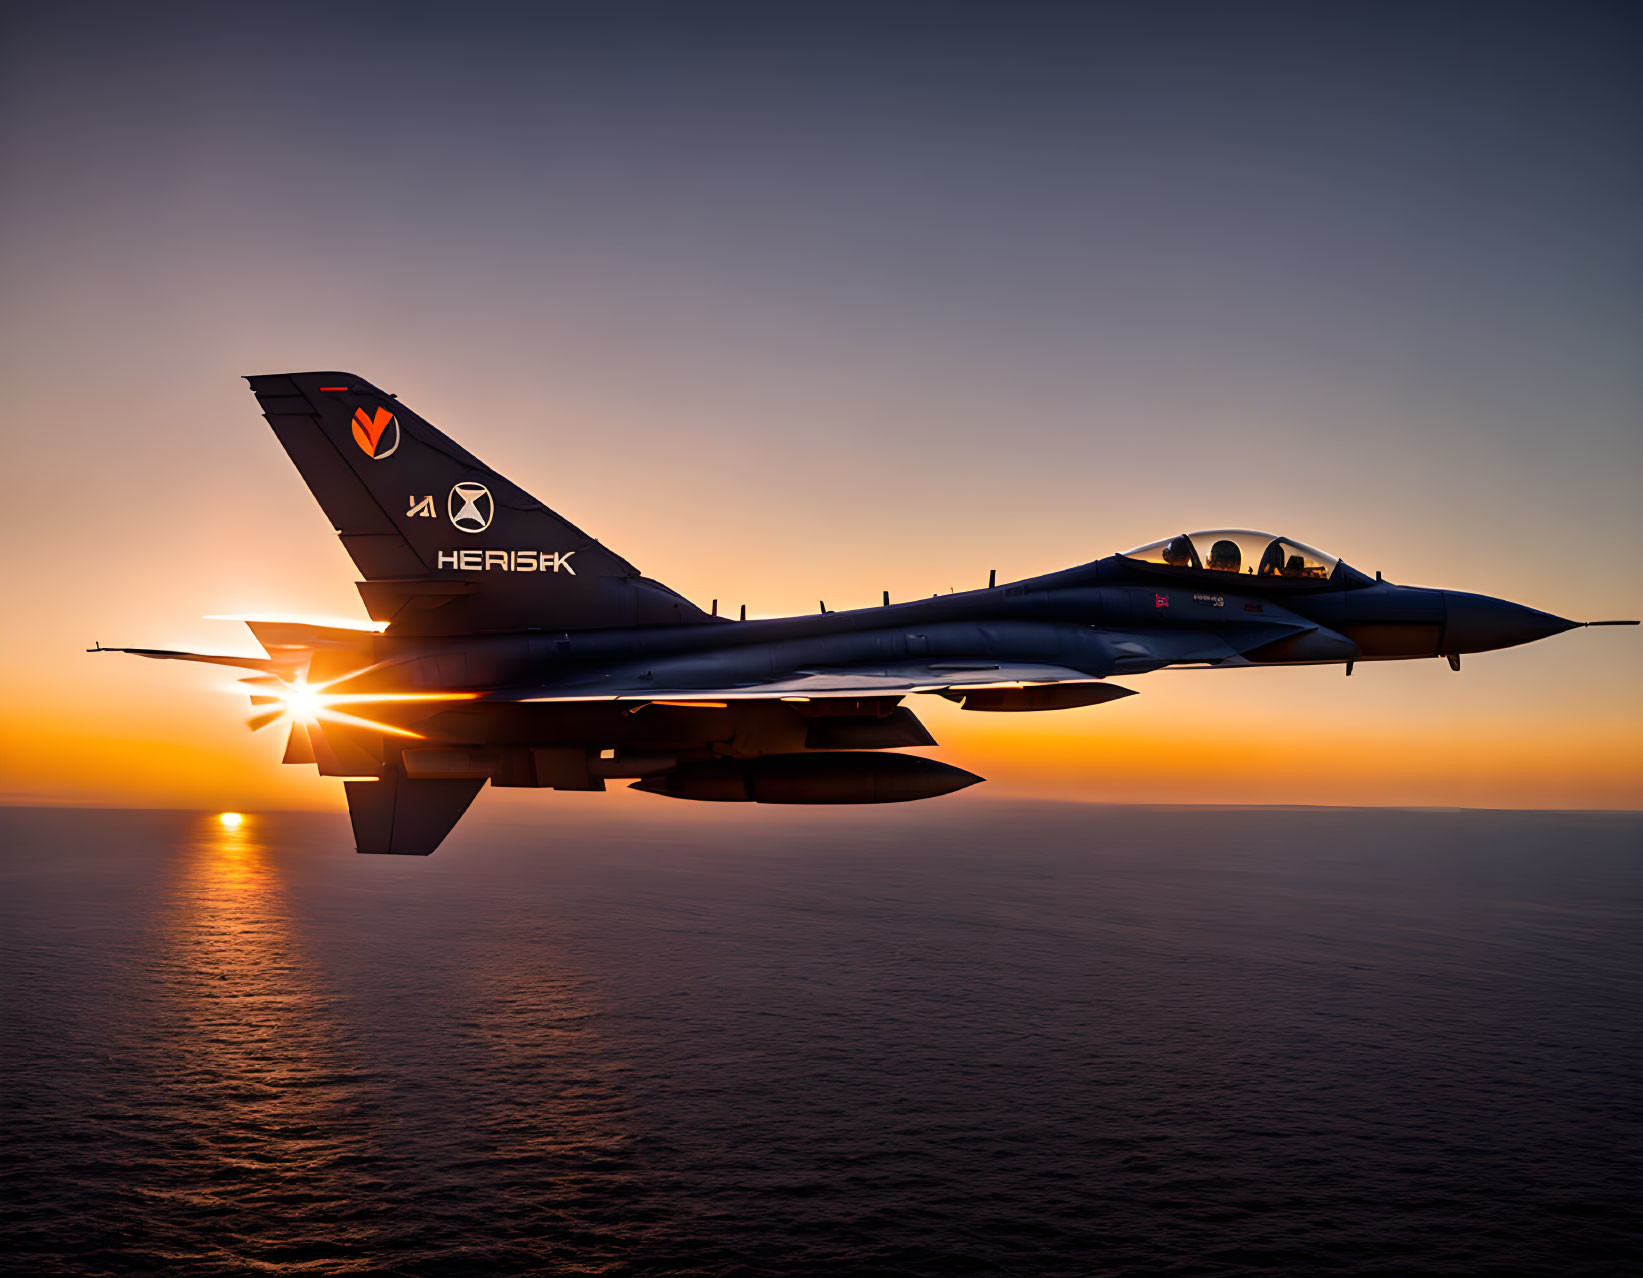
[95,373,1637,854]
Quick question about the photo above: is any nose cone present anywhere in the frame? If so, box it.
[1443,591,1579,653]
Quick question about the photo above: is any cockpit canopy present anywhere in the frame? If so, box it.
[1122,530,1340,581]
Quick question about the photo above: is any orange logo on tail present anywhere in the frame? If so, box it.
[352,406,400,459]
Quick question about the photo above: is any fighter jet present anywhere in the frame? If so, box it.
[95,372,1636,855]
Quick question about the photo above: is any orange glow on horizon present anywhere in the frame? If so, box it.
[5,657,1638,813]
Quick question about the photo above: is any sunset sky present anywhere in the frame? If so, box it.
[2,2,1638,811]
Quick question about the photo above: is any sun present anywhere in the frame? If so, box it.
[282,680,322,724]
[236,670,479,744]
[218,811,244,829]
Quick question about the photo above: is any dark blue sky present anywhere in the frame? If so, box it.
[6,3,1636,493]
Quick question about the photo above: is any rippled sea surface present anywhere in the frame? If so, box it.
[3,803,1640,1276]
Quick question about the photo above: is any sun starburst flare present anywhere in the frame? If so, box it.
[238,667,478,741]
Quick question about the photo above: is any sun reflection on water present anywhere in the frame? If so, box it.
[134,815,387,1261]
[133,816,631,1269]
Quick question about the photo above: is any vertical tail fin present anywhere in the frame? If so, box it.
[247,371,710,635]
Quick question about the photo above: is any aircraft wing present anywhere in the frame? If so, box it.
[505,661,1109,703]
[499,625,1252,703]
[89,622,375,681]
[87,644,288,674]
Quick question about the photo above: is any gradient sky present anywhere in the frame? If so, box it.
[2,1,1639,810]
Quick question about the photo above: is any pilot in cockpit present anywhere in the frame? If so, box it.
[1125,531,1338,581]
[1162,535,1197,568]
[1207,539,1242,573]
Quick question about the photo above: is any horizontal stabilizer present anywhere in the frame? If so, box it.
[239,619,380,651]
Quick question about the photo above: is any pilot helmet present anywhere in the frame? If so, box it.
[1162,535,1196,567]
[1207,539,1241,572]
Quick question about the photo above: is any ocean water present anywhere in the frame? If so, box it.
[2,802,1639,1276]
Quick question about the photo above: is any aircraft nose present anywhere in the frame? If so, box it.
[1443,591,1578,654]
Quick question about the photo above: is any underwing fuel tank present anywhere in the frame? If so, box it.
[631,752,982,804]
[940,684,1136,712]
